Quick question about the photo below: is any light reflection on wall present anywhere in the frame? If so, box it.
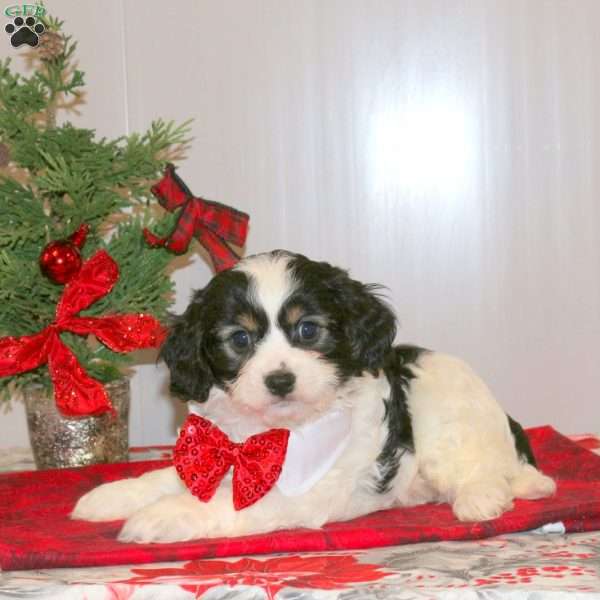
[368,97,476,196]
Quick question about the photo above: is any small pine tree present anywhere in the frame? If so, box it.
[0,16,191,403]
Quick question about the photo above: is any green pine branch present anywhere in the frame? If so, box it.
[0,15,193,404]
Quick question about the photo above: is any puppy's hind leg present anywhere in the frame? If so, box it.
[448,451,555,521]
[510,462,556,500]
[451,476,514,522]
[451,423,555,521]
[407,353,539,522]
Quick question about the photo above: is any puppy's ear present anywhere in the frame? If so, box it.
[309,259,396,374]
[160,289,215,402]
[344,281,397,373]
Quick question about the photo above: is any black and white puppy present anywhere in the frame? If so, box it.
[73,250,555,543]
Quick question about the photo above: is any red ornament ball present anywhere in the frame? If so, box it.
[39,240,82,284]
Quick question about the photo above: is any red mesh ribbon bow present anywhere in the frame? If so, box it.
[143,164,250,272]
[0,251,167,417]
[174,414,290,510]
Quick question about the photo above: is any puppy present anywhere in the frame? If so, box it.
[72,250,555,543]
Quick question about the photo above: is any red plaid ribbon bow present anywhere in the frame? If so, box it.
[0,251,167,416]
[174,414,290,510]
[143,164,250,272]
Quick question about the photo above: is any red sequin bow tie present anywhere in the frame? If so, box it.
[0,251,166,416]
[174,414,290,510]
[143,164,249,272]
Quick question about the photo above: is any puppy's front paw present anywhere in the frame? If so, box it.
[72,478,155,522]
[118,494,214,543]
[452,481,513,522]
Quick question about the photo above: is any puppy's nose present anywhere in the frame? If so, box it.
[264,369,296,397]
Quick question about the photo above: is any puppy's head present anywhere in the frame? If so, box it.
[161,250,396,427]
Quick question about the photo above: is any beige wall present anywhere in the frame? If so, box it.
[1,0,599,447]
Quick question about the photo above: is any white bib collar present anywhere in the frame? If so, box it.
[276,407,352,496]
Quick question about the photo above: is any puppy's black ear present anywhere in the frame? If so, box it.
[308,259,396,374]
[160,289,214,402]
[344,281,397,373]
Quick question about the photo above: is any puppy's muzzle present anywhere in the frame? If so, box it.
[264,369,296,397]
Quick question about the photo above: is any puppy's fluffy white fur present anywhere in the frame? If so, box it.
[73,251,555,543]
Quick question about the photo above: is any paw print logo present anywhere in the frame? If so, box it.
[5,16,45,48]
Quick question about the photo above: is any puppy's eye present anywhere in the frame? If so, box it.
[231,329,250,350]
[298,321,320,342]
